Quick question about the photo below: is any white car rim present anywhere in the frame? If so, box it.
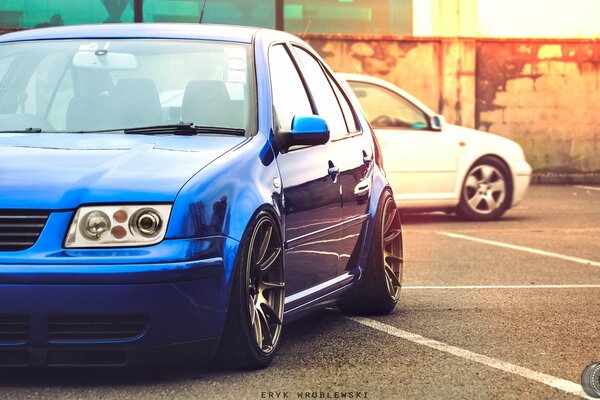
[464,165,506,215]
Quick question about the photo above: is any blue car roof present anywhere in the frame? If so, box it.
[0,23,261,44]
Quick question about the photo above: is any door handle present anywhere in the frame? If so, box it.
[327,161,339,181]
[362,150,372,166]
[328,166,340,178]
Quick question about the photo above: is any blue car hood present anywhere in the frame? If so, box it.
[0,133,246,209]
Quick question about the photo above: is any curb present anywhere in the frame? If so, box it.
[531,173,600,185]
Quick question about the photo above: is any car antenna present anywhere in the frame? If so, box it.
[300,18,313,39]
[198,0,207,23]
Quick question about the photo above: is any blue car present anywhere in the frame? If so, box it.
[0,24,403,369]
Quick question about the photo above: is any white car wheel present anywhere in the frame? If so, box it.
[458,157,511,221]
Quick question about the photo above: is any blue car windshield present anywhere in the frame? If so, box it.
[0,39,255,134]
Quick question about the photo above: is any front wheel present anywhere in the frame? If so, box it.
[214,211,285,369]
[457,156,512,221]
[338,190,403,315]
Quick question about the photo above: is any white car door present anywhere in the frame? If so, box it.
[347,79,459,208]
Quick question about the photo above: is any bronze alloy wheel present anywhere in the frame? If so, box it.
[337,189,403,316]
[381,196,403,301]
[246,215,285,355]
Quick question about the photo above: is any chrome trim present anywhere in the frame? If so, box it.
[285,272,355,304]
[285,213,368,246]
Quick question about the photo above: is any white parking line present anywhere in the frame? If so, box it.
[403,284,600,289]
[574,185,600,191]
[348,317,593,399]
[437,231,600,267]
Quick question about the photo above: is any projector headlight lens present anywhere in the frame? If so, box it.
[132,209,162,238]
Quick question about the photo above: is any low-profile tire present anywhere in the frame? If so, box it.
[337,190,403,315]
[456,156,512,221]
[214,211,285,369]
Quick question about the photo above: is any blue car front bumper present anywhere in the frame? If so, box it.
[0,230,239,367]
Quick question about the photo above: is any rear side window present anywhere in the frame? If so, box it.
[268,44,313,130]
[326,73,359,134]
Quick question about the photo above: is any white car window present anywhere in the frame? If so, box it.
[349,80,429,130]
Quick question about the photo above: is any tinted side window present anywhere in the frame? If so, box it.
[268,44,312,130]
[327,74,359,134]
[349,81,429,130]
[293,47,347,138]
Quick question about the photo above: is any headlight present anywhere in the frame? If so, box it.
[65,204,172,248]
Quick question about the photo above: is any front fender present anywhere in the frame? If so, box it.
[166,132,282,243]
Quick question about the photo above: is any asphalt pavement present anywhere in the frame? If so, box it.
[1,184,599,399]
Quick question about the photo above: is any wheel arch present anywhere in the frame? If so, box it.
[355,163,394,275]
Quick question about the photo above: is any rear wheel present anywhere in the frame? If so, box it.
[457,156,511,221]
[215,211,285,369]
[338,190,403,315]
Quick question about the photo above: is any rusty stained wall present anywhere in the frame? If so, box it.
[305,36,476,130]
[477,40,600,172]
[306,35,600,173]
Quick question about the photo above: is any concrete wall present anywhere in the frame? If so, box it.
[306,34,600,173]
[476,40,600,172]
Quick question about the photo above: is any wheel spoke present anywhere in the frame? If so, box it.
[385,264,401,288]
[385,251,403,263]
[383,228,402,244]
[481,165,494,182]
[261,280,285,291]
[489,179,505,193]
[257,308,273,347]
[383,205,395,235]
[258,246,282,272]
[481,194,498,211]
[252,307,263,347]
[249,295,257,326]
[465,175,479,189]
[468,192,483,209]
[256,224,272,265]
[384,271,394,295]
[261,302,282,326]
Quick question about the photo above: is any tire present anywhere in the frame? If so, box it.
[457,156,512,221]
[338,190,403,315]
[214,211,285,369]
[582,362,600,398]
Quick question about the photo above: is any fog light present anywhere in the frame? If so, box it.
[80,211,110,240]
[132,209,162,237]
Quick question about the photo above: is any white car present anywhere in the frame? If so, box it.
[338,73,532,220]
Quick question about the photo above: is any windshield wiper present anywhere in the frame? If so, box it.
[0,127,43,133]
[123,122,245,136]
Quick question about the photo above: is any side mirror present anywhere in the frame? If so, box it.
[431,114,445,131]
[277,115,330,153]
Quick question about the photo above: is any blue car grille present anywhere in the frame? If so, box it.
[47,314,149,342]
[0,210,50,251]
[0,315,30,343]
